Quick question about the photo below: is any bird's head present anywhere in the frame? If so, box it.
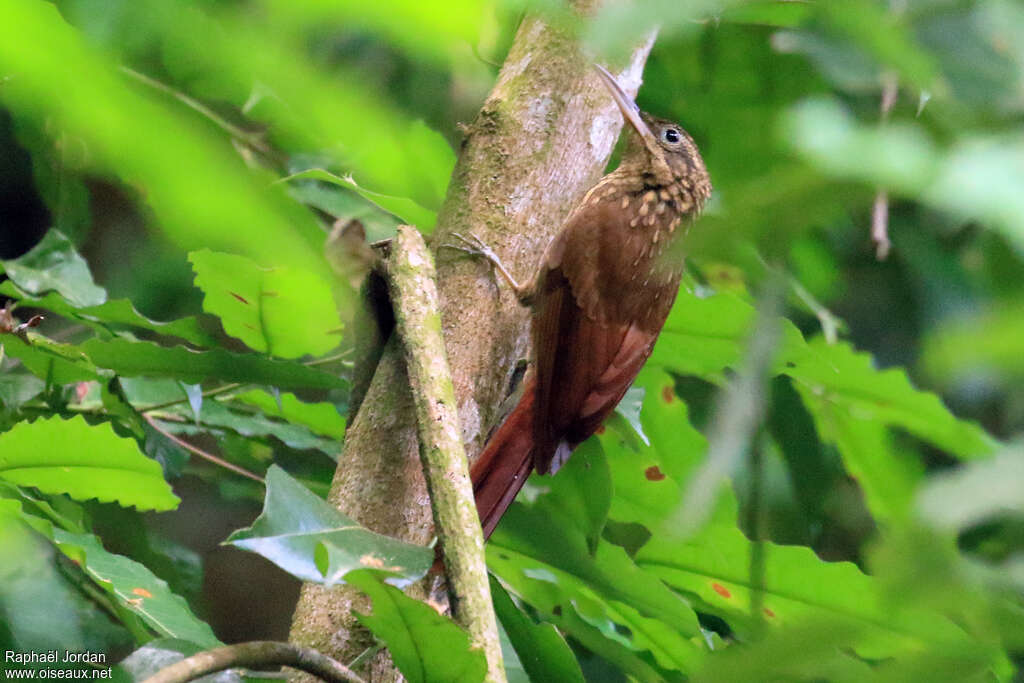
[594,65,710,205]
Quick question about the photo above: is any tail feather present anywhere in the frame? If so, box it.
[471,379,536,538]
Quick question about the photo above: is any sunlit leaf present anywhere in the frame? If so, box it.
[261,0,483,63]
[0,416,178,511]
[189,249,342,358]
[786,338,996,461]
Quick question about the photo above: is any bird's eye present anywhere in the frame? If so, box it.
[662,128,681,144]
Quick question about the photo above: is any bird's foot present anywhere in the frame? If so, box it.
[443,232,501,265]
[442,232,533,305]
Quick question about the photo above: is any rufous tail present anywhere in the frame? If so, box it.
[471,378,536,539]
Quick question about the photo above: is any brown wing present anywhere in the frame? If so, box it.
[530,193,680,475]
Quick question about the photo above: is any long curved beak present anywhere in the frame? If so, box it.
[594,64,656,147]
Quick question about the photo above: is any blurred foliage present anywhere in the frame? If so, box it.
[1,0,1024,681]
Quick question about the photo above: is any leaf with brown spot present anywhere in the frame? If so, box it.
[644,466,666,481]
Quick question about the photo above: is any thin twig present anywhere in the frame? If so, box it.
[872,73,899,260]
[385,226,506,683]
[140,641,366,683]
[143,414,264,483]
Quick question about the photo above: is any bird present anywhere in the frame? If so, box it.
[447,64,711,538]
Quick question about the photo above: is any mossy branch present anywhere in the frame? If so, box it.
[385,225,505,683]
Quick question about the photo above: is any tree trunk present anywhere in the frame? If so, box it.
[288,3,655,679]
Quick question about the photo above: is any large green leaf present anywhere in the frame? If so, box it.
[189,249,342,358]
[0,416,178,511]
[650,289,996,525]
[0,281,216,347]
[490,575,586,683]
[596,372,973,661]
[488,541,702,681]
[53,529,220,648]
[348,570,488,683]
[225,466,432,586]
[785,338,996,461]
[80,338,347,389]
[0,230,106,307]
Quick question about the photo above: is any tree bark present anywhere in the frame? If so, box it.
[289,3,655,679]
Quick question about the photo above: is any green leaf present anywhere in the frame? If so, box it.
[691,618,875,683]
[636,522,971,660]
[0,416,179,511]
[189,249,342,358]
[53,529,220,648]
[787,338,996,460]
[1,331,99,384]
[490,575,585,683]
[489,480,705,675]
[281,169,438,231]
[0,230,106,307]
[0,280,216,347]
[601,369,717,531]
[348,569,488,683]
[284,178,400,242]
[234,389,346,439]
[225,466,431,586]
[80,337,347,389]
[261,0,482,64]
[162,400,341,458]
[488,542,704,679]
